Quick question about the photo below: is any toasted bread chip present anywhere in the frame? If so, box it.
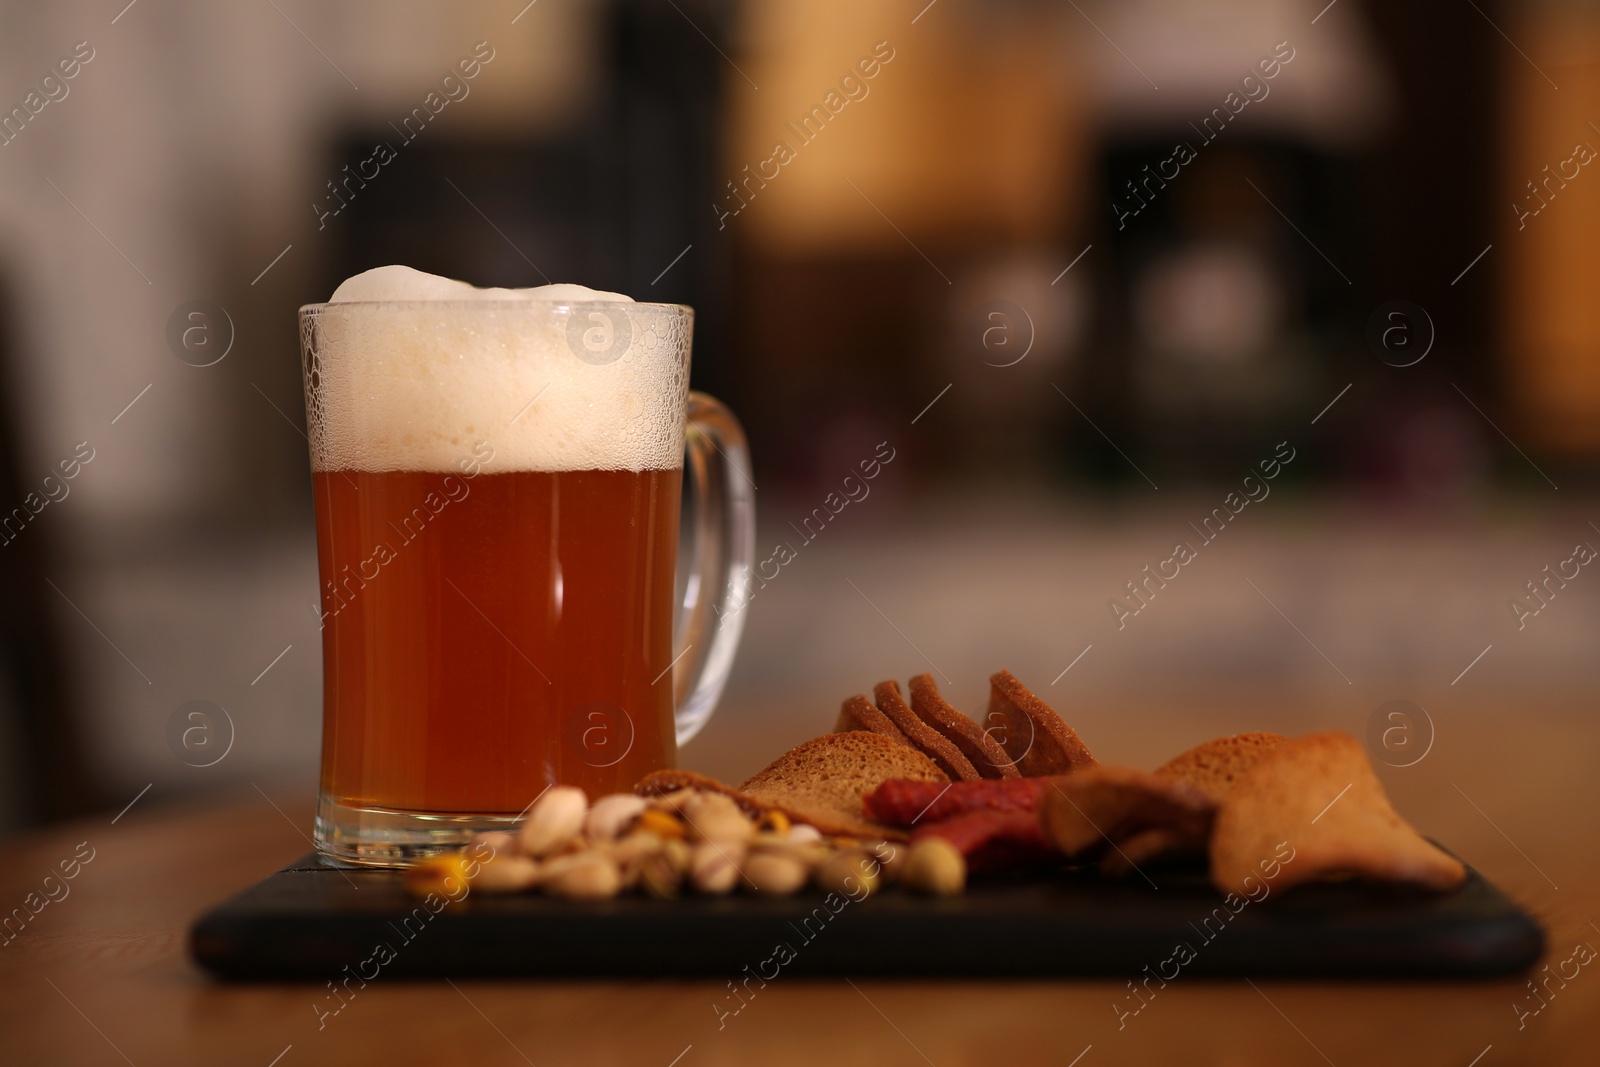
[1154,732,1286,804]
[741,730,947,839]
[833,693,911,746]
[908,674,1020,779]
[635,732,947,842]
[1040,766,1216,861]
[1211,732,1466,896]
[874,680,981,781]
[985,670,1097,777]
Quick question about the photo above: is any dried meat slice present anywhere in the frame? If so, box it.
[864,777,1048,826]
[910,809,1053,873]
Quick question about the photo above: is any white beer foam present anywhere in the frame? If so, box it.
[328,265,634,306]
[307,266,689,473]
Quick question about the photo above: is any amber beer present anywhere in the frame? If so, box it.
[302,275,753,865]
[314,464,681,814]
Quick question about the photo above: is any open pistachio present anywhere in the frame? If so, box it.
[639,838,691,899]
[814,850,882,898]
[635,808,687,840]
[690,840,747,895]
[649,788,698,812]
[868,841,907,884]
[519,786,588,857]
[585,794,648,842]
[471,852,541,894]
[683,794,755,846]
[541,852,622,900]
[607,831,668,889]
[744,851,809,896]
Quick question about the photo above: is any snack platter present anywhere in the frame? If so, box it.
[191,852,1540,980]
[192,670,1544,980]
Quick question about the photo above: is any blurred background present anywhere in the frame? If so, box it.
[2,0,1598,835]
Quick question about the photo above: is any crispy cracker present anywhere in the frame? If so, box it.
[1210,732,1466,896]
[874,680,981,781]
[833,693,911,746]
[637,732,948,841]
[985,670,1097,777]
[1040,765,1215,861]
[1154,732,1286,804]
[908,673,1020,780]
[742,731,948,839]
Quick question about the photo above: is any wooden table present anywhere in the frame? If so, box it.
[3,701,1597,1066]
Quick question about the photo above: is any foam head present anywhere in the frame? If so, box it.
[327,265,634,306]
[303,267,690,473]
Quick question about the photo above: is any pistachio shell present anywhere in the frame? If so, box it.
[518,786,588,857]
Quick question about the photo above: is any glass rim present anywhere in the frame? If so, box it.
[298,299,692,314]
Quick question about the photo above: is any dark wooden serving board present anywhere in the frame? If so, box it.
[190,853,1542,980]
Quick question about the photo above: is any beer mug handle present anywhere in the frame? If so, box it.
[672,391,756,744]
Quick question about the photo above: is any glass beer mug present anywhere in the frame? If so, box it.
[299,278,753,864]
